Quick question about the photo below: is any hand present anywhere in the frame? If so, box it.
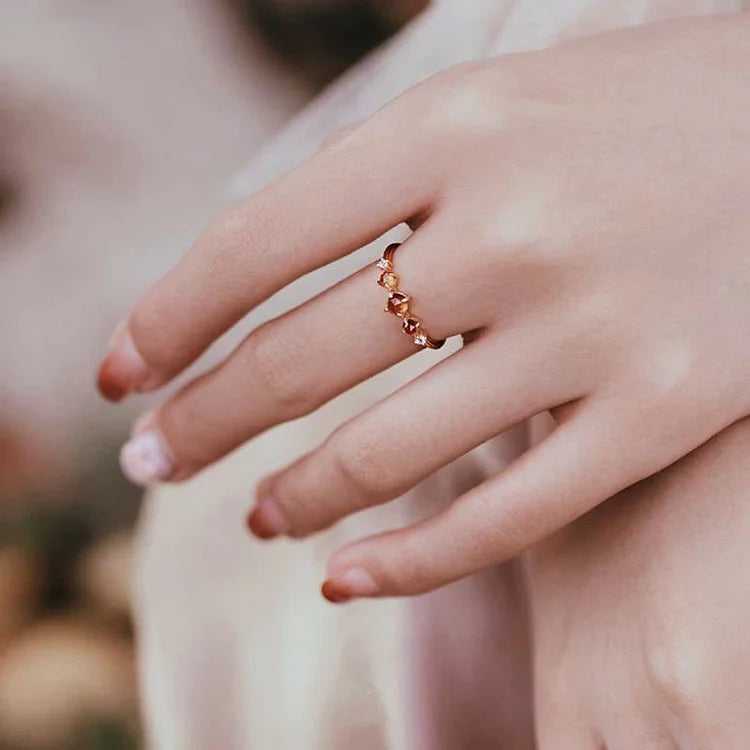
[97,16,750,600]
[528,417,750,749]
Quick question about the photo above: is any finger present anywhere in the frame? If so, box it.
[320,398,694,600]
[248,322,590,539]
[97,98,439,401]
[118,221,474,486]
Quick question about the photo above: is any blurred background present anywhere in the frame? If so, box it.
[0,1,425,747]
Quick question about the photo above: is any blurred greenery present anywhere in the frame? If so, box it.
[0,434,140,616]
[66,718,139,750]
[0,718,139,750]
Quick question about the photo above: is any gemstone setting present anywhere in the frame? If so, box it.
[376,243,445,350]
[377,258,393,271]
[402,317,421,335]
[378,270,399,290]
[386,291,410,316]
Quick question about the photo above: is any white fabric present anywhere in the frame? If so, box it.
[136,2,746,748]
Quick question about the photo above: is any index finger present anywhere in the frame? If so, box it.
[97,98,438,400]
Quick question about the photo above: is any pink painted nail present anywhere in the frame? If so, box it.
[97,327,149,402]
[321,568,380,603]
[119,430,172,486]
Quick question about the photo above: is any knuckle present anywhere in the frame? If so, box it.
[625,343,713,451]
[486,499,540,560]
[205,204,274,276]
[478,224,561,275]
[469,198,570,281]
[623,343,701,414]
[248,327,320,415]
[398,62,508,148]
[424,66,499,135]
[330,431,387,501]
[647,639,710,719]
[561,289,622,348]
[209,203,248,241]
[645,342,702,403]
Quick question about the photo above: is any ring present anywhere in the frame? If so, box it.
[377,242,445,350]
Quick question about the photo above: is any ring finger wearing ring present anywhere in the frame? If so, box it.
[378,242,445,350]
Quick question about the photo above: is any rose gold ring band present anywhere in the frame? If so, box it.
[377,242,445,350]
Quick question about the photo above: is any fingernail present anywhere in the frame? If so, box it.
[119,430,173,486]
[97,328,149,402]
[246,498,288,540]
[321,568,380,604]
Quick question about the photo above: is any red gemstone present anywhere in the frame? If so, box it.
[402,317,420,334]
[386,291,409,315]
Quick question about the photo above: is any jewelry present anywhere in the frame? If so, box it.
[377,242,445,350]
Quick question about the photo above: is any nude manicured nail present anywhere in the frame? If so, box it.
[119,430,173,486]
[246,498,288,540]
[97,328,149,401]
[321,568,380,603]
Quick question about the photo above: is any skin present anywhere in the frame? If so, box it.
[529,416,750,749]
[98,15,750,604]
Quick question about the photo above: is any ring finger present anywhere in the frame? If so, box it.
[247,316,592,539]
[119,220,485,484]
